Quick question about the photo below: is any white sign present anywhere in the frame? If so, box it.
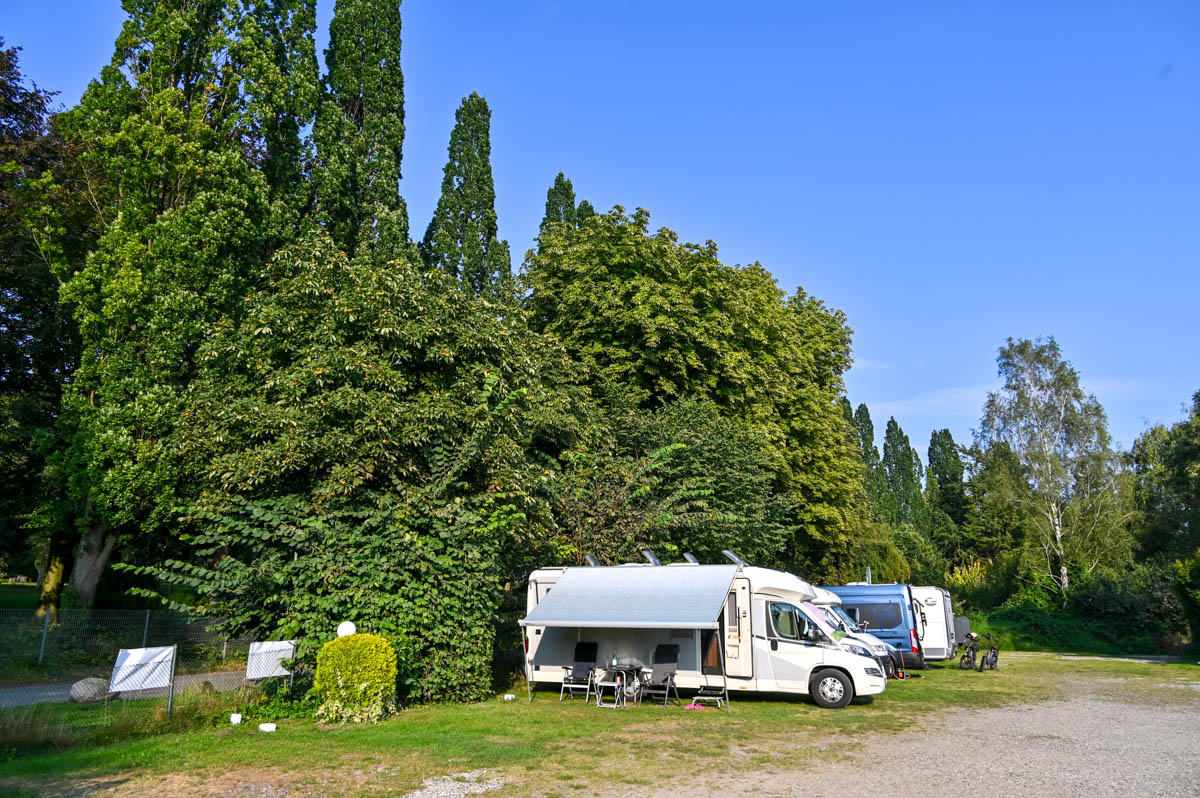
[110,645,175,693]
[246,640,296,679]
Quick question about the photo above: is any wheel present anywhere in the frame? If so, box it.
[988,651,999,670]
[959,653,974,670]
[810,669,854,709]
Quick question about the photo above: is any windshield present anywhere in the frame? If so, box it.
[799,601,840,641]
[828,605,861,632]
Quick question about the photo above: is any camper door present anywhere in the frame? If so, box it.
[724,577,752,678]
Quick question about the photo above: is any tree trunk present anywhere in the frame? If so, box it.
[67,525,117,606]
[35,531,73,621]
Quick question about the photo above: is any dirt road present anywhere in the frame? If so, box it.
[631,673,1200,798]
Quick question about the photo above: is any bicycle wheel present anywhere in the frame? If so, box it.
[959,653,974,670]
[988,650,999,670]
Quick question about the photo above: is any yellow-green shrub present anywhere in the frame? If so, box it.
[313,633,397,723]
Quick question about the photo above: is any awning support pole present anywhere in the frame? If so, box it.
[525,645,533,703]
[716,625,730,713]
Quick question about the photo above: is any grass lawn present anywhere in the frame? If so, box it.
[1,653,1196,797]
[0,584,38,610]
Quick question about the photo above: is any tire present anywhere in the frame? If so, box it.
[810,669,854,709]
[959,653,974,670]
[988,651,999,670]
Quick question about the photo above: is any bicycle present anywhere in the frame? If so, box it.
[958,632,978,670]
[977,633,999,671]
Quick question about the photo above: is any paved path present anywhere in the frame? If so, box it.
[0,669,247,708]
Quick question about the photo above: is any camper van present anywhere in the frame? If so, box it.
[827,583,928,671]
[521,561,887,709]
[809,587,896,677]
[910,586,957,661]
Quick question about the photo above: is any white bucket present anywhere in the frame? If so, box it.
[230,713,242,725]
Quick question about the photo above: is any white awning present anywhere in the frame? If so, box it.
[520,564,739,629]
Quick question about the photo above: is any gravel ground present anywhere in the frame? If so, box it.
[627,682,1200,798]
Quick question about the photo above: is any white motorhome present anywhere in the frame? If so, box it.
[521,560,887,709]
[910,586,957,661]
[809,587,895,677]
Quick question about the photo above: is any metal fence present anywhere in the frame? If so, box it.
[0,609,279,747]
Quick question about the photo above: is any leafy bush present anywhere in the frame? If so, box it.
[969,604,1160,655]
[1175,549,1200,642]
[237,676,317,722]
[313,634,397,724]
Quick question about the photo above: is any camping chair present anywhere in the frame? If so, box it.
[638,644,681,707]
[559,642,598,702]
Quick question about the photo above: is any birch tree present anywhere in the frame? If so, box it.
[977,337,1132,605]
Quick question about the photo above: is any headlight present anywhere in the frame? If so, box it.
[865,667,883,677]
[872,645,886,655]
[847,644,873,659]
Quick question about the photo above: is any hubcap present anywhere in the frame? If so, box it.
[818,676,844,703]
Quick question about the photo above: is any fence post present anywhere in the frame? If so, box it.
[167,643,178,719]
[142,609,150,648]
[37,610,50,664]
[222,638,227,660]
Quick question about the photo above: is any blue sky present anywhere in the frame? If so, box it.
[4,0,1198,457]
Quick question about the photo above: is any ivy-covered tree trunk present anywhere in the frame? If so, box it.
[35,531,73,619]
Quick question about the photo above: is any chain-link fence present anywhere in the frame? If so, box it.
[0,609,291,749]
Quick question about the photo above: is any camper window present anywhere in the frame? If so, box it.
[769,603,800,640]
[844,602,902,630]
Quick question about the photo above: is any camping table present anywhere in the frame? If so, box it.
[593,665,642,708]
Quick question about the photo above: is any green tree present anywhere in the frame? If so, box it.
[0,39,87,587]
[525,206,868,578]
[551,399,795,568]
[575,199,596,221]
[850,403,890,520]
[313,0,408,260]
[47,0,318,605]
[157,230,584,696]
[880,417,926,528]
[927,428,967,526]
[539,171,576,233]
[1130,392,1200,562]
[420,92,511,300]
[977,337,1132,605]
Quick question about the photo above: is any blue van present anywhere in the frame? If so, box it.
[827,583,927,670]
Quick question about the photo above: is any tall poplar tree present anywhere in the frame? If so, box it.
[46,0,318,605]
[881,417,926,527]
[852,403,890,521]
[420,92,511,300]
[314,0,409,261]
[927,428,967,526]
[540,172,576,233]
